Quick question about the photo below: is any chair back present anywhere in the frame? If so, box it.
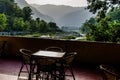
[100,64,120,80]
[19,49,32,63]
[45,46,63,52]
[36,47,62,66]
[63,52,77,64]
[36,57,55,66]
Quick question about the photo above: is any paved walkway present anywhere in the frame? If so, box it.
[0,58,104,80]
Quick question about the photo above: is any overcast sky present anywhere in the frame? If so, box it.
[25,0,88,7]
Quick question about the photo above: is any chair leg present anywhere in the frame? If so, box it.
[58,68,65,80]
[63,65,75,80]
[18,63,32,80]
[18,63,24,79]
[25,64,29,73]
[69,66,75,80]
[36,74,39,80]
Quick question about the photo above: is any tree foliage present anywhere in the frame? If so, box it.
[0,13,7,31]
[81,0,120,42]
[22,7,32,21]
[0,0,61,34]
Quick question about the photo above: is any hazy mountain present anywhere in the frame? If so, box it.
[14,0,94,28]
[31,4,95,27]
[31,4,80,20]
[14,0,54,22]
[58,7,94,27]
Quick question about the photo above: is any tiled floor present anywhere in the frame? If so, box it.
[0,58,104,80]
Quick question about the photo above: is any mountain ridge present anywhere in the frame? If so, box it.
[14,0,94,27]
[58,8,94,27]
[14,0,54,22]
[31,4,94,27]
[31,4,81,20]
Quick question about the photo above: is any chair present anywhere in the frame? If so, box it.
[35,47,63,80]
[18,49,35,80]
[45,46,63,52]
[99,64,120,80]
[36,56,55,80]
[55,52,77,80]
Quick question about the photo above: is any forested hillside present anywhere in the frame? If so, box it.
[0,0,61,34]
[14,0,54,22]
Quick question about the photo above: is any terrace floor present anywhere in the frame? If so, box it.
[0,57,104,80]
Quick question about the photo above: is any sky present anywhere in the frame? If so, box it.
[25,0,88,7]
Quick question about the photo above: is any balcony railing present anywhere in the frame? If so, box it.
[0,36,120,64]
[0,36,120,80]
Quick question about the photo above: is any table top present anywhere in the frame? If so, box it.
[32,50,65,58]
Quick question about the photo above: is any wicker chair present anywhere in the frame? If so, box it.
[99,64,120,80]
[55,52,77,80]
[45,46,63,52]
[18,49,35,80]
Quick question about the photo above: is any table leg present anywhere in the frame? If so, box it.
[28,57,32,80]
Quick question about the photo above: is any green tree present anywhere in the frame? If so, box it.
[0,13,7,31]
[83,0,120,42]
[81,17,96,33]
[35,18,41,32]
[13,3,23,17]
[0,0,15,15]
[86,16,112,41]
[24,21,31,32]
[39,20,48,33]
[29,19,37,33]
[47,22,60,32]
[10,0,14,2]
[87,0,120,21]
[22,6,32,21]
[107,7,120,22]
[13,17,24,31]
[6,16,14,32]
[0,0,62,36]
[109,20,120,42]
